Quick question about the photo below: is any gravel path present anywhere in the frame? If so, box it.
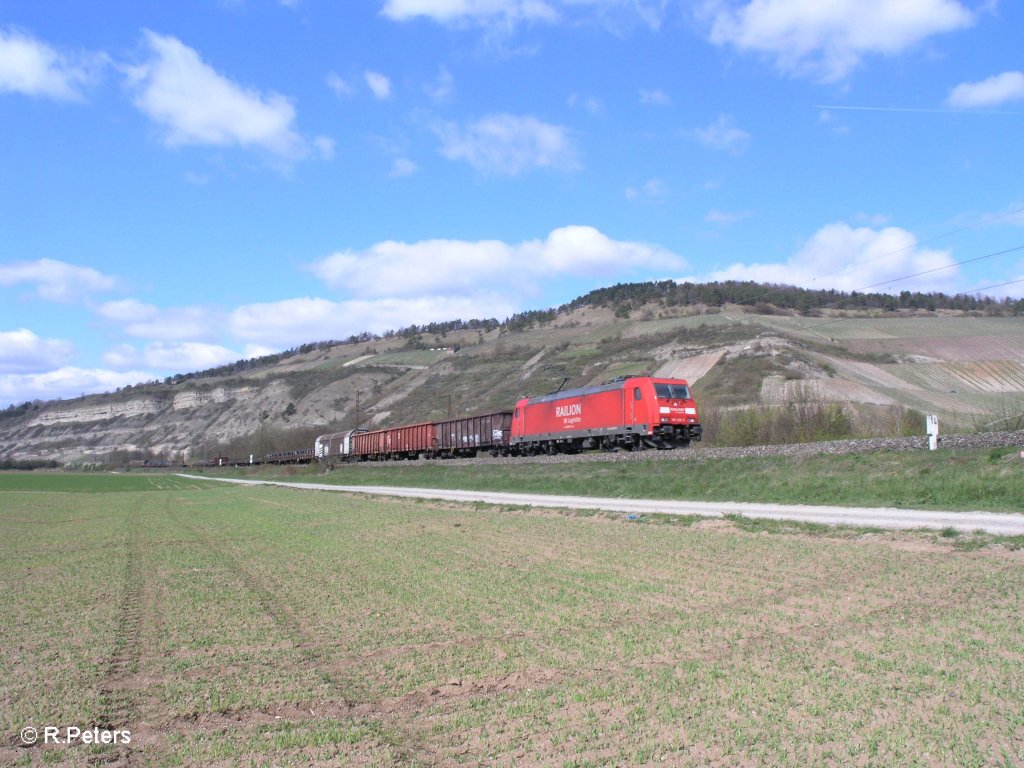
[178,430,1024,535]
[179,462,1024,537]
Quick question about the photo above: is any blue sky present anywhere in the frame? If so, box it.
[2,0,1023,406]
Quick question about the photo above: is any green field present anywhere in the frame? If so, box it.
[245,447,1024,515]
[2,473,1022,766]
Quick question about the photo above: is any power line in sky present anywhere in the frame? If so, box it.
[858,244,1024,293]
[815,104,1024,116]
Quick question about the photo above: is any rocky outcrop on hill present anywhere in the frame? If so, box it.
[172,387,253,410]
[29,399,163,425]
[2,300,1023,467]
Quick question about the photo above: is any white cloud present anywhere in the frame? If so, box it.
[704,208,751,225]
[854,212,892,227]
[0,27,104,101]
[390,157,418,177]
[0,367,156,406]
[309,225,684,298]
[326,71,354,98]
[243,343,278,359]
[230,297,337,345]
[312,242,515,298]
[817,108,850,135]
[184,170,211,185]
[625,178,669,200]
[427,66,454,103]
[0,329,74,374]
[380,0,669,30]
[125,30,307,159]
[313,135,336,160]
[568,92,605,116]
[690,114,750,154]
[697,222,957,293]
[365,70,392,100]
[539,225,678,272]
[150,342,240,370]
[95,298,158,323]
[616,0,669,31]
[96,299,218,341]
[101,344,141,369]
[0,258,117,302]
[947,71,1024,108]
[706,0,974,82]
[435,113,579,175]
[104,340,242,372]
[229,294,518,347]
[380,0,559,25]
[639,88,671,106]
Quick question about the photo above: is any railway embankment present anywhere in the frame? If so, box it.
[442,429,1024,466]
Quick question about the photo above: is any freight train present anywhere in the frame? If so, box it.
[314,375,700,464]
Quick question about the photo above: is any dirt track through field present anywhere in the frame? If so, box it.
[89,523,142,766]
[178,475,1024,535]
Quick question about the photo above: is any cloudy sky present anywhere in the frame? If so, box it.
[2,0,1023,405]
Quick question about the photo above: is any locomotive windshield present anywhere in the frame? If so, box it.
[654,383,691,400]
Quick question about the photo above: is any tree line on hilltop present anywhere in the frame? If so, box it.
[121,280,1024,388]
[4,278,1021,427]
[566,280,1024,315]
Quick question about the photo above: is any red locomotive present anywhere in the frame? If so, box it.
[310,376,699,464]
[511,376,700,454]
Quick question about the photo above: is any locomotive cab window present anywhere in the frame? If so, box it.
[633,387,642,401]
[655,383,691,400]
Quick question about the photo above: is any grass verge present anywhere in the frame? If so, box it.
[230,447,1024,514]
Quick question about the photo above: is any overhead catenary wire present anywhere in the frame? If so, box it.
[808,205,1024,287]
[783,242,1024,335]
[858,244,1024,293]
[815,104,1024,116]
[965,276,1024,295]
[583,202,1024,339]
[664,240,1024,334]
[666,200,1024,330]
[731,205,1024,311]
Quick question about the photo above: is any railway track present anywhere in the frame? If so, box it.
[406,428,1024,468]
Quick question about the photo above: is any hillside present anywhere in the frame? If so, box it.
[3,282,1024,467]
